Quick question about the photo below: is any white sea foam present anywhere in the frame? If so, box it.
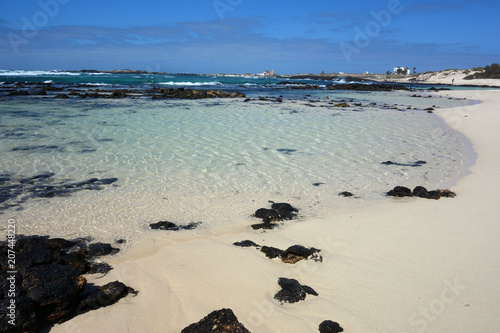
[0,70,81,76]
[82,82,110,86]
[159,81,221,86]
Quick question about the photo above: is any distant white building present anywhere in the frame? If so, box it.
[256,70,274,76]
[393,66,410,75]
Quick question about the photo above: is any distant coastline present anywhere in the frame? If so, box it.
[64,68,500,87]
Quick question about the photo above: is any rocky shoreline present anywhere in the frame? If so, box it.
[0,82,246,100]
[0,80,459,101]
[0,235,136,332]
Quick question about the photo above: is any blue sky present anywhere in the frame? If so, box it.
[0,0,499,74]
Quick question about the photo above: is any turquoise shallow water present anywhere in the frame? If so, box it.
[0,89,473,243]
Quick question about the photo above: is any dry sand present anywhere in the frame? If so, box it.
[387,69,500,87]
[52,88,500,333]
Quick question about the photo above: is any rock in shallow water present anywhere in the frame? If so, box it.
[149,221,202,231]
[387,186,456,200]
[387,186,413,197]
[251,202,299,229]
[181,308,250,333]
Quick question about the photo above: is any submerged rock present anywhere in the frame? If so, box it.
[333,102,350,107]
[381,160,427,167]
[181,308,250,333]
[274,278,318,303]
[0,173,118,211]
[149,221,202,231]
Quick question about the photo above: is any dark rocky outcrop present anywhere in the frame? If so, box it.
[251,202,299,230]
[1,82,246,100]
[280,245,321,264]
[0,236,134,333]
[76,281,137,315]
[319,320,344,333]
[234,241,321,264]
[151,87,245,100]
[232,240,260,248]
[149,221,202,231]
[274,278,318,303]
[338,191,353,197]
[260,246,284,259]
[387,186,413,197]
[412,186,440,199]
[387,186,456,199]
[429,87,451,91]
[181,308,250,333]
[327,83,409,91]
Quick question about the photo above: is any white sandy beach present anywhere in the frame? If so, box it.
[390,69,500,87]
[50,88,500,333]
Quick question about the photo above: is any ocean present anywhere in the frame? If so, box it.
[0,70,476,245]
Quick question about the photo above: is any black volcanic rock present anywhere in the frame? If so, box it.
[274,278,318,303]
[387,186,456,199]
[254,208,282,223]
[387,186,413,197]
[253,202,299,223]
[233,241,322,264]
[76,281,137,315]
[0,236,133,333]
[251,202,299,230]
[413,186,430,198]
[280,245,321,264]
[233,240,260,248]
[149,221,202,231]
[319,320,344,333]
[260,246,284,259]
[152,88,245,100]
[181,308,250,333]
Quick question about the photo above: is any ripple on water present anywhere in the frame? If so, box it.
[0,95,472,243]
